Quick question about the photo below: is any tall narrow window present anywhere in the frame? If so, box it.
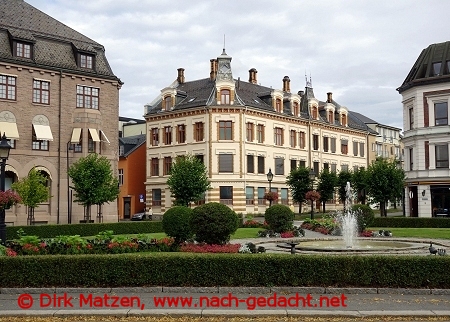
[293,102,299,116]
[151,158,159,176]
[290,159,297,171]
[76,85,99,109]
[152,189,161,206]
[194,122,204,141]
[275,98,282,112]
[163,96,171,111]
[341,164,349,172]
[275,158,284,175]
[0,75,16,100]
[280,188,288,205]
[246,122,254,141]
[14,42,32,58]
[220,89,230,104]
[274,127,283,146]
[435,102,448,126]
[331,164,337,173]
[151,128,159,146]
[247,155,254,173]
[88,131,96,153]
[219,121,233,140]
[164,157,172,175]
[299,160,306,168]
[258,187,265,205]
[32,128,49,151]
[409,148,413,171]
[341,114,347,126]
[331,137,336,153]
[328,111,334,123]
[164,126,172,145]
[290,130,296,148]
[323,137,329,152]
[257,124,264,143]
[313,161,319,176]
[257,156,265,174]
[435,145,449,168]
[118,169,124,186]
[312,134,319,150]
[219,154,233,173]
[246,187,254,205]
[177,124,186,143]
[353,141,358,156]
[33,80,50,104]
[341,139,348,155]
[432,62,442,76]
[311,106,318,119]
[359,142,365,157]
[299,131,306,149]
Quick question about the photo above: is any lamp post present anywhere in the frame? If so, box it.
[66,142,73,224]
[266,168,273,207]
[0,133,12,245]
[309,168,316,220]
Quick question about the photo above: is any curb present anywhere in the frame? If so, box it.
[2,286,450,295]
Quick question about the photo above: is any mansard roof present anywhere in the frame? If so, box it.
[0,0,120,81]
[397,41,450,93]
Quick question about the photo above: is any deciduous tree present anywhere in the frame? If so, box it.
[317,169,338,213]
[286,167,314,213]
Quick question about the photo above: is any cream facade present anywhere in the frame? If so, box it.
[144,50,377,215]
[398,41,450,217]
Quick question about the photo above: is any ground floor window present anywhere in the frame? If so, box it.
[152,189,161,206]
[219,186,233,205]
[431,186,450,217]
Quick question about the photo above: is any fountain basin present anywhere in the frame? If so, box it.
[294,239,426,252]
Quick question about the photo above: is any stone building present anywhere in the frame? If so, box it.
[398,41,450,217]
[0,0,122,225]
[144,49,378,215]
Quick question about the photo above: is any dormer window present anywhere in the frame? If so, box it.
[275,98,282,113]
[311,106,318,119]
[78,53,94,69]
[163,96,171,111]
[341,114,347,127]
[14,41,32,58]
[221,89,230,104]
[432,62,442,76]
[328,111,334,123]
[292,102,299,116]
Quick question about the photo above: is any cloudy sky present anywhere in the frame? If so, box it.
[26,0,450,130]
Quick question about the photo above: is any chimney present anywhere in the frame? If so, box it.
[177,68,185,84]
[283,76,290,92]
[210,59,217,80]
[298,90,304,97]
[249,68,258,84]
[327,92,333,103]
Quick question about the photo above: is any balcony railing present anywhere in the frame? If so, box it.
[220,199,233,205]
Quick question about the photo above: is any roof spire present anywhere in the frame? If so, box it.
[305,71,312,88]
[222,34,226,55]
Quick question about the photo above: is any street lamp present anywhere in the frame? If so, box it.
[67,142,73,224]
[266,168,273,207]
[309,168,316,220]
[0,133,12,245]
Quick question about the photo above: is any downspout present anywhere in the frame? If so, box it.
[242,106,246,221]
[56,70,63,224]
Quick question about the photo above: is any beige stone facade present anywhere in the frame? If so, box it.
[144,50,377,215]
[0,0,121,225]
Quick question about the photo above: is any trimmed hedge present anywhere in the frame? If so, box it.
[371,217,450,228]
[0,253,449,288]
[5,221,163,240]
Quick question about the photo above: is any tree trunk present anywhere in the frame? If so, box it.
[322,201,326,213]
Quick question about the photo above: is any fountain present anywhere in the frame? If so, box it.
[277,182,429,254]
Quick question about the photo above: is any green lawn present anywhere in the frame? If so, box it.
[370,227,450,239]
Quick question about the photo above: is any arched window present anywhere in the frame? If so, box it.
[341,114,347,126]
[275,98,282,112]
[163,96,171,110]
[311,106,318,119]
[292,102,299,116]
[221,89,230,104]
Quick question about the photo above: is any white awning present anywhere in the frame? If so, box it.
[33,166,52,180]
[0,122,19,139]
[100,130,110,144]
[70,128,82,143]
[33,124,54,141]
[5,165,19,177]
[88,128,100,142]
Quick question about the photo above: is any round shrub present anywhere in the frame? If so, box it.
[190,202,239,245]
[264,204,294,233]
[352,204,375,232]
[162,206,194,244]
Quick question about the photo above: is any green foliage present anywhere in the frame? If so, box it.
[6,221,163,240]
[0,253,449,288]
[11,169,50,208]
[166,155,211,207]
[162,206,194,244]
[366,158,405,216]
[190,203,239,245]
[264,204,294,233]
[371,217,450,228]
[352,167,368,204]
[351,204,375,232]
[317,169,338,212]
[286,167,313,205]
[68,153,119,207]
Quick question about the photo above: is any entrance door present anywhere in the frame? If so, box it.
[123,197,131,219]
[409,186,418,217]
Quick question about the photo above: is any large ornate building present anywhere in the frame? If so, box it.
[0,0,122,225]
[143,49,378,215]
[398,41,450,217]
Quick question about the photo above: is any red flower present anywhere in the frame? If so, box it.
[264,192,278,201]
[305,190,321,201]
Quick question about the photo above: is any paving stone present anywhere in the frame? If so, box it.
[128,309,202,316]
[326,287,377,294]
[111,287,163,293]
[359,310,436,317]
[377,288,431,295]
[54,287,112,294]
[271,286,326,294]
[202,309,287,317]
[162,286,219,293]
[431,289,450,295]
[218,287,271,294]
[53,309,129,317]
[1,288,55,294]
[287,310,361,317]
